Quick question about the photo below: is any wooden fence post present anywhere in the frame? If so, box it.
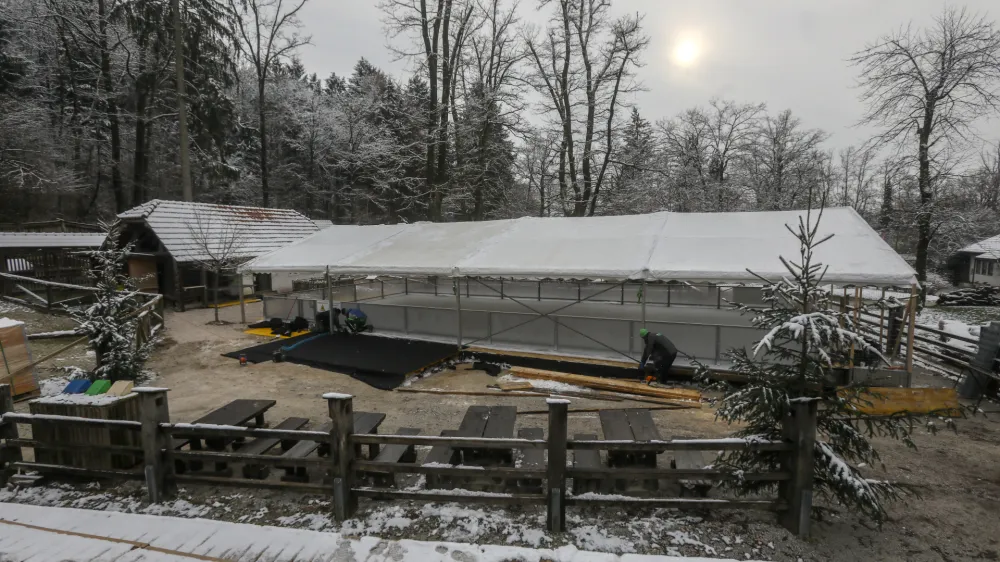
[546,398,569,533]
[0,384,21,486]
[136,387,173,503]
[327,393,356,521]
[780,399,818,537]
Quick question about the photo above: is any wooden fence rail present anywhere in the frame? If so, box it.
[0,387,820,537]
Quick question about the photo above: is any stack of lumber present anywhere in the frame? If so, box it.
[937,286,1000,307]
[506,366,702,404]
[840,387,962,416]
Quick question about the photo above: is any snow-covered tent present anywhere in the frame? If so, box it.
[245,208,916,287]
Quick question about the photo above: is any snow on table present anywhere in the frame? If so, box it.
[0,502,768,562]
[0,317,24,329]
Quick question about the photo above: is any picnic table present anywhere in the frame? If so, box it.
[599,408,662,491]
[282,411,385,483]
[178,399,276,473]
[455,405,516,464]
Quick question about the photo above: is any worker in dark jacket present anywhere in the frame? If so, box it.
[639,328,678,383]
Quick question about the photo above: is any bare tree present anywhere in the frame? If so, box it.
[381,0,476,220]
[525,0,648,216]
[228,0,310,207]
[852,7,1000,299]
[187,211,251,323]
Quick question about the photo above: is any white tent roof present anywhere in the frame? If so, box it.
[244,208,917,286]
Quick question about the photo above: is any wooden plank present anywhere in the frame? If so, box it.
[173,474,330,493]
[192,399,276,426]
[457,405,490,438]
[352,433,547,450]
[598,410,633,441]
[569,439,791,452]
[395,388,549,398]
[11,462,143,480]
[508,366,701,402]
[625,409,662,442]
[497,381,533,391]
[571,433,603,496]
[240,417,309,457]
[353,412,386,435]
[483,406,516,439]
[424,429,460,490]
[518,405,686,416]
[566,496,787,511]
[353,488,546,506]
[355,460,545,478]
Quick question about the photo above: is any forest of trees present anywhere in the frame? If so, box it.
[0,0,998,283]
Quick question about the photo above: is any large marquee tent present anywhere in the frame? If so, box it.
[244,208,917,287]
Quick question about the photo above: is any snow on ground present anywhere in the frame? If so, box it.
[0,301,24,315]
[498,373,590,394]
[0,502,767,562]
[0,482,788,559]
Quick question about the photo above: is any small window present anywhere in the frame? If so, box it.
[990,261,995,276]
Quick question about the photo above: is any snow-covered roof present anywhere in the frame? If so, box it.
[959,234,1000,259]
[244,207,918,286]
[118,200,319,263]
[0,232,105,248]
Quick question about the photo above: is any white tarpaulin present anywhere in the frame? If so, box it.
[244,207,917,286]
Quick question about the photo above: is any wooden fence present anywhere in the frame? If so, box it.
[0,387,819,537]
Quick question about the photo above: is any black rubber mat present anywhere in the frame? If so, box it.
[224,333,460,390]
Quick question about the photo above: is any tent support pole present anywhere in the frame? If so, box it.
[641,279,647,328]
[455,277,463,351]
[238,273,246,324]
[327,266,334,335]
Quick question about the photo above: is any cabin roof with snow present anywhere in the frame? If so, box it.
[0,232,106,249]
[244,207,918,287]
[117,200,319,264]
[958,235,1000,259]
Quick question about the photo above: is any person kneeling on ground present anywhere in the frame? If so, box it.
[639,328,678,384]
[342,307,372,334]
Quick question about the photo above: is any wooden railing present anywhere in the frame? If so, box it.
[0,387,819,537]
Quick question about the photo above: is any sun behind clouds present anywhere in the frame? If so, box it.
[671,35,702,68]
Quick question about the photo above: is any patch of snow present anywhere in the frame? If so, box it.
[546,398,571,405]
[29,329,78,338]
[0,317,25,329]
[132,386,170,393]
[32,393,129,406]
[39,376,72,397]
[322,392,353,400]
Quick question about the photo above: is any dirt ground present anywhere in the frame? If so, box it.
[5,302,1000,561]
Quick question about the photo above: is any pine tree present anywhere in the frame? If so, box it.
[709,203,931,524]
[70,220,155,382]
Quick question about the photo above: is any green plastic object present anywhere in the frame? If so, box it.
[85,380,112,396]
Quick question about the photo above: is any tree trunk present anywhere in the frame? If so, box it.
[915,116,933,303]
[214,267,220,323]
[97,0,125,212]
[258,76,269,207]
[173,0,193,202]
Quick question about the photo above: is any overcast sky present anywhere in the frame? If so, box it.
[295,0,999,150]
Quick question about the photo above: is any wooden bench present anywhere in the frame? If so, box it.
[424,430,460,489]
[279,412,386,483]
[364,427,422,487]
[516,427,544,493]
[671,450,716,497]
[600,408,661,491]
[571,433,605,495]
[239,417,309,479]
[280,421,331,482]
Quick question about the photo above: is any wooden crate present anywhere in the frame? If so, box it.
[0,319,40,399]
[29,393,142,470]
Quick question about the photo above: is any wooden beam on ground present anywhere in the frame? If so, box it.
[507,366,702,403]
[395,388,549,398]
[517,405,690,415]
